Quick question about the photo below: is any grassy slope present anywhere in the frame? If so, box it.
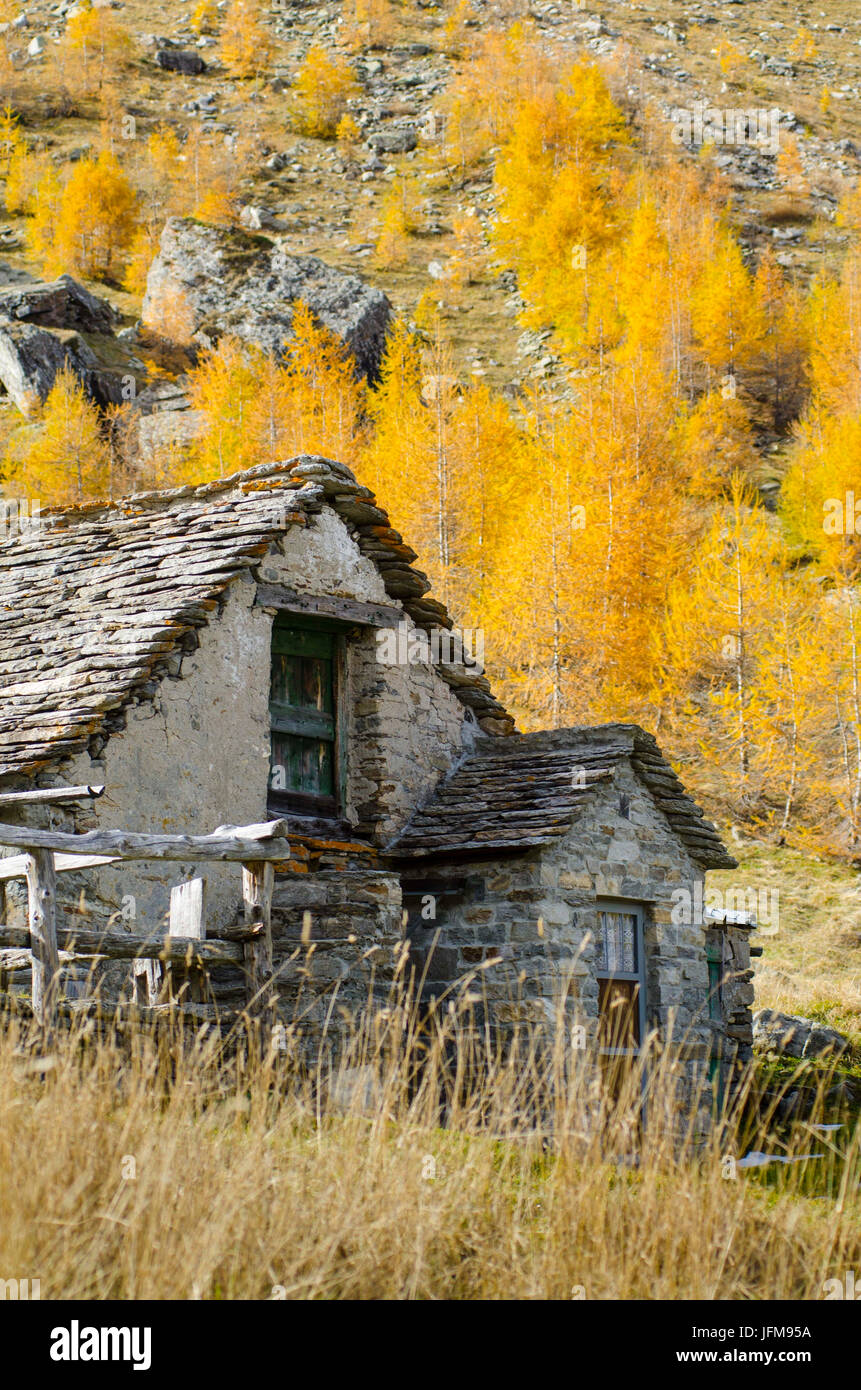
[5,0,861,392]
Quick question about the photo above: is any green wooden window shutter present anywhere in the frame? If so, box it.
[705,946,723,1023]
[270,619,338,805]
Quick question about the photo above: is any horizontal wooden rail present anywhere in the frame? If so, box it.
[0,785,105,807]
[0,993,241,1029]
[0,924,253,967]
[0,852,117,884]
[0,819,289,864]
[0,789,282,1032]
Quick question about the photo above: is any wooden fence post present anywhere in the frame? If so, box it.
[167,877,206,1003]
[132,958,161,1008]
[242,861,274,1035]
[25,848,58,1031]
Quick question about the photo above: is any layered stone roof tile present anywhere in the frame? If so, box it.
[387,725,736,869]
[0,456,514,780]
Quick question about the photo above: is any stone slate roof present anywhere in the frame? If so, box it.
[0,456,514,781]
[387,725,736,869]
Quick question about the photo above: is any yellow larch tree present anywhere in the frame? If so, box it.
[361,319,433,541]
[755,565,823,842]
[57,5,135,99]
[291,46,358,139]
[187,336,263,480]
[805,248,861,417]
[248,302,367,464]
[780,412,861,578]
[489,391,586,727]
[752,246,807,429]
[219,0,273,80]
[819,586,861,852]
[2,367,109,505]
[676,390,760,500]
[777,134,809,199]
[659,479,784,814]
[610,196,671,368]
[5,136,52,217]
[34,150,138,283]
[362,319,462,604]
[0,102,23,197]
[491,59,629,351]
[374,176,422,270]
[781,246,861,576]
[690,229,765,385]
[191,0,219,36]
[27,163,63,271]
[124,127,185,295]
[443,379,521,621]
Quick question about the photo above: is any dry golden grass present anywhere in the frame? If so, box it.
[0,996,858,1301]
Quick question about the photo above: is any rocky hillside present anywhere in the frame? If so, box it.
[1,0,859,407]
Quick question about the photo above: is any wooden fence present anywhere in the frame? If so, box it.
[0,785,286,1035]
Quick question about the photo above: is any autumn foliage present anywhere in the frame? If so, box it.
[33,150,138,282]
[2,368,109,505]
[185,306,366,481]
[219,0,273,79]
[291,46,358,139]
[5,21,861,858]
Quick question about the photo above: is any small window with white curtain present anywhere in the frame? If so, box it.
[595,902,646,1056]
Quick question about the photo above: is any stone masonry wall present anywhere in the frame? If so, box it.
[403,761,714,1066]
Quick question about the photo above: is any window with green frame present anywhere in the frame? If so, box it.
[268,616,345,816]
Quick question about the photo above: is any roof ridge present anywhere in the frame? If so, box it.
[0,457,349,533]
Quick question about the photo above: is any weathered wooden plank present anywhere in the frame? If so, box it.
[254,582,402,629]
[0,785,105,807]
[242,861,274,1023]
[0,924,243,965]
[0,949,32,971]
[0,819,289,862]
[132,956,162,1007]
[167,876,206,1003]
[170,877,206,939]
[0,852,117,883]
[26,848,58,1029]
[215,920,265,943]
[0,994,240,1028]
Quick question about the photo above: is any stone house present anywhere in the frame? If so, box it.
[0,456,754,1103]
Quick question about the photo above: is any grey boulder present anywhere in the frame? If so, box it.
[142,217,392,381]
[0,276,139,414]
[0,321,130,413]
[753,1009,850,1060]
[366,127,418,155]
[156,49,206,75]
[0,274,117,334]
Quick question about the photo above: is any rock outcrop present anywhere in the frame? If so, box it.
[142,218,393,381]
[753,1009,851,1060]
[0,275,117,335]
[0,276,143,414]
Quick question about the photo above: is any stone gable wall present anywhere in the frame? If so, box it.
[403,762,717,1063]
